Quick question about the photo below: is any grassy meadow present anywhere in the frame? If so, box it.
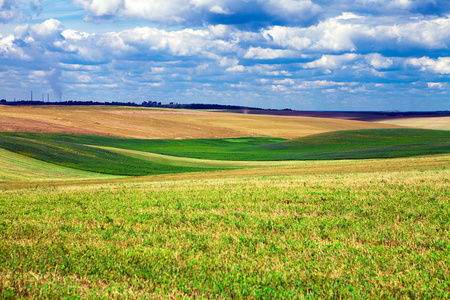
[0,128,449,176]
[1,166,449,298]
[0,106,449,298]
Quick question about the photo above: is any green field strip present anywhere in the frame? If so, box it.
[93,145,326,168]
[3,128,450,161]
[0,148,121,182]
[0,135,226,176]
[1,129,449,178]
[84,128,450,161]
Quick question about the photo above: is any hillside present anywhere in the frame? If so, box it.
[1,129,448,178]
[0,106,398,139]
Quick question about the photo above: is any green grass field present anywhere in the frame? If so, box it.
[0,148,121,182]
[0,128,449,176]
[1,125,449,298]
[0,134,229,176]
[1,168,449,298]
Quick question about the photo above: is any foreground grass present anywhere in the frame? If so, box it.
[1,168,449,298]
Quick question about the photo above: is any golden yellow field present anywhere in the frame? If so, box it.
[0,105,398,139]
[377,116,450,130]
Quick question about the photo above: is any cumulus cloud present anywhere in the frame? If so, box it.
[71,0,178,23]
[303,54,359,69]
[244,47,297,59]
[366,53,394,69]
[263,14,450,56]
[294,80,348,89]
[406,56,450,74]
[0,34,32,60]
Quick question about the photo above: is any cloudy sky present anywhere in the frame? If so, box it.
[0,0,449,111]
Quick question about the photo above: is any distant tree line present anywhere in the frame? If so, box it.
[0,99,264,111]
[0,100,140,107]
[1,99,449,116]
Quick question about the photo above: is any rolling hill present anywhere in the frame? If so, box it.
[0,128,448,177]
[0,105,398,139]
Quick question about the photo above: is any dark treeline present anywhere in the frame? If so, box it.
[0,99,448,117]
[0,99,264,111]
[0,100,140,107]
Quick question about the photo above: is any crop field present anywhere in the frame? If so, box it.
[378,116,450,131]
[0,106,397,139]
[0,106,449,298]
[0,129,448,177]
[0,148,121,183]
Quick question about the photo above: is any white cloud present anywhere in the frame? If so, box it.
[406,56,450,74]
[339,85,368,93]
[271,84,288,92]
[29,19,62,38]
[77,74,92,83]
[73,0,189,23]
[0,34,32,60]
[274,78,295,85]
[427,82,446,89]
[226,64,245,72]
[244,47,297,59]
[84,0,122,16]
[118,27,215,57]
[303,54,358,69]
[263,15,450,54]
[294,80,347,89]
[122,0,188,23]
[208,24,232,38]
[263,13,361,53]
[366,53,394,69]
[263,26,312,51]
[335,12,362,20]
[209,5,231,15]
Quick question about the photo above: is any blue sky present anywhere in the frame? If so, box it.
[0,0,449,111]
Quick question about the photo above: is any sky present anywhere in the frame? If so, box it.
[0,0,449,111]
